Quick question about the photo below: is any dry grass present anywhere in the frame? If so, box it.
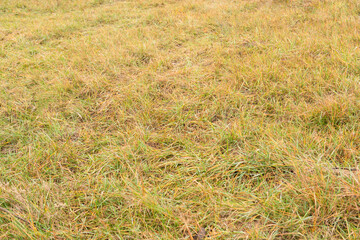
[1,0,360,238]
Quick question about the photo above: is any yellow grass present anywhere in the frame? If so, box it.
[1,0,360,238]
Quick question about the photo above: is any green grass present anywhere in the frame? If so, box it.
[1,0,360,238]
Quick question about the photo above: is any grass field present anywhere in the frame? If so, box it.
[1,0,360,239]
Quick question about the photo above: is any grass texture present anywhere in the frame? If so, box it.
[1,0,360,239]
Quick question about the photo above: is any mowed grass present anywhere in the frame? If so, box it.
[1,0,360,238]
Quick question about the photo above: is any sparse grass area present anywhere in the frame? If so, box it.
[1,0,360,238]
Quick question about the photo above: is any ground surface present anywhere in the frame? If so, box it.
[1,0,360,239]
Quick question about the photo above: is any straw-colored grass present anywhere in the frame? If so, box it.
[1,0,360,238]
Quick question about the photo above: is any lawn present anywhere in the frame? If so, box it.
[1,0,360,239]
